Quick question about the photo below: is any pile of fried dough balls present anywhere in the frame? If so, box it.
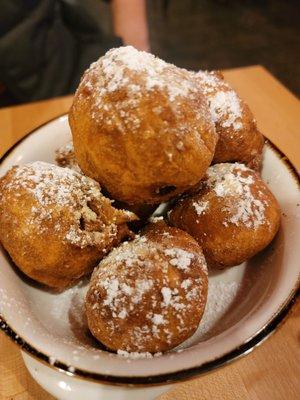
[0,47,280,354]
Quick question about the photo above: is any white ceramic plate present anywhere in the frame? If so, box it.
[0,115,299,386]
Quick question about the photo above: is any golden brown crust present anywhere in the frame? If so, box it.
[169,163,281,269]
[85,223,208,353]
[195,71,264,171]
[69,46,217,205]
[0,162,136,289]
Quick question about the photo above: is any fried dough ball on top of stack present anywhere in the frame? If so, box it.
[169,163,280,269]
[69,46,217,205]
[0,162,136,289]
[85,222,208,353]
[195,71,264,171]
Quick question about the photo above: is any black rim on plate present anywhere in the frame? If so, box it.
[0,115,299,386]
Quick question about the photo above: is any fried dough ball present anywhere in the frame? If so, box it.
[169,163,280,269]
[195,71,264,170]
[69,46,217,205]
[0,162,136,289]
[85,222,208,353]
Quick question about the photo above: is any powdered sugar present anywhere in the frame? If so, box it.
[87,230,207,352]
[193,200,209,215]
[181,279,192,290]
[151,314,165,325]
[197,281,240,338]
[102,278,120,307]
[74,46,214,146]
[177,280,241,346]
[205,163,267,229]
[161,287,172,306]
[164,248,194,270]
[10,161,98,210]
[209,91,242,130]
[90,46,199,103]
[98,275,154,315]
[2,162,134,248]
[117,350,162,359]
[196,71,243,131]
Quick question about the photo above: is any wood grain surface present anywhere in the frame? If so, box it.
[0,66,299,400]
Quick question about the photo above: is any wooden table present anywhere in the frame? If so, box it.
[0,66,299,400]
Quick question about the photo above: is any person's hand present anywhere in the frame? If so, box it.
[111,0,150,51]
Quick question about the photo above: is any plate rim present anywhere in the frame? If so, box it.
[0,114,299,387]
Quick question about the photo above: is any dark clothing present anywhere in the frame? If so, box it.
[0,0,121,104]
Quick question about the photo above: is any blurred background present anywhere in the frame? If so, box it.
[0,0,299,107]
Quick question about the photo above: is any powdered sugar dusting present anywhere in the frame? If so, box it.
[193,200,209,215]
[87,231,207,352]
[1,162,134,248]
[152,313,165,325]
[198,281,240,338]
[74,46,214,144]
[164,248,194,270]
[117,350,162,359]
[90,46,199,103]
[209,91,242,130]
[206,163,267,229]
[196,71,243,131]
[161,287,172,306]
[99,275,154,314]
[177,280,241,347]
